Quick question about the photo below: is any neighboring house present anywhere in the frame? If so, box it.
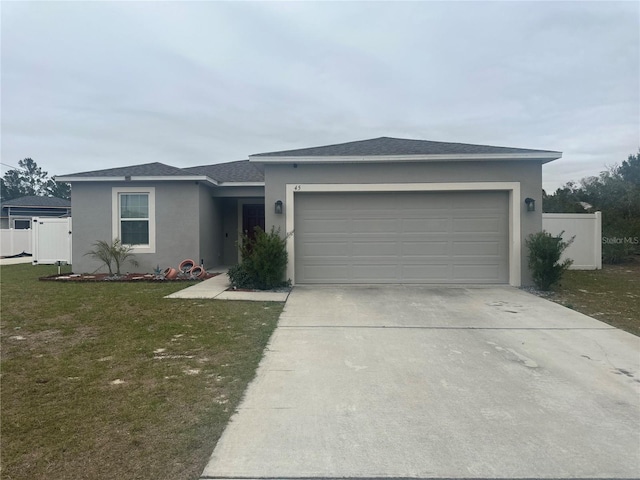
[57,137,561,286]
[0,195,71,230]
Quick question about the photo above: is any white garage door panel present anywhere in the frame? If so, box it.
[403,219,449,233]
[305,241,350,256]
[403,241,449,255]
[453,264,501,280]
[353,218,398,233]
[453,240,501,256]
[352,241,398,255]
[401,264,453,280]
[453,217,501,232]
[353,265,402,281]
[302,264,349,281]
[295,191,509,284]
[305,219,349,233]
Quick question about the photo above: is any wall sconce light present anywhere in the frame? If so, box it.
[524,197,536,212]
[274,200,283,215]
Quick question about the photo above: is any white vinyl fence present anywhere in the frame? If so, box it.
[542,212,602,270]
[1,228,33,257]
[32,217,73,265]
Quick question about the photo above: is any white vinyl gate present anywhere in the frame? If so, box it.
[31,217,72,265]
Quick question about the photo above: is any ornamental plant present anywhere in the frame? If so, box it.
[525,230,574,291]
[228,226,289,290]
[84,238,139,275]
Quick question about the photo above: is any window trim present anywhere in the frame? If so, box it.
[12,218,32,230]
[112,187,156,253]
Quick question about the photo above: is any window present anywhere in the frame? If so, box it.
[112,187,155,252]
[120,194,149,245]
[13,219,31,229]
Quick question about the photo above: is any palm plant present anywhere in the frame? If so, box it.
[110,238,139,275]
[85,238,138,275]
[85,240,114,275]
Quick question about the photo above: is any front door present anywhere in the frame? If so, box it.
[242,204,265,242]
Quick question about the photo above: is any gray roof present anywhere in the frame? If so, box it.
[2,195,71,208]
[57,137,560,184]
[59,162,189,178]
[183,160,264,183]
[250,136,561,157]
[59,160,264,184]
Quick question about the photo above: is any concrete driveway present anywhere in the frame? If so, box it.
[201,286,640,479]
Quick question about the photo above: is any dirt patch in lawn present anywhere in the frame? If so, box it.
[3,325,99,360]
[1,263,283,480]
[531,257,640,336]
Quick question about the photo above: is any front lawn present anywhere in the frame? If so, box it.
[0,264,283,480]
[543,259,640,336]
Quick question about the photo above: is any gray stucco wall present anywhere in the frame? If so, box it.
[261,160,544,286]
[220,198,238,266]
[212,186,265,198]
[71,181,203,273]
[198,185,221,268]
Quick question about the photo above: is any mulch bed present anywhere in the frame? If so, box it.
[40,272,220,282]
[227,286,292,293]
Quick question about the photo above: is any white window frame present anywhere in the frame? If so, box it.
[112,187,156,253]
[12,218,32,230]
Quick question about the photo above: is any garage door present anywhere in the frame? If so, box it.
[294,191,509,284]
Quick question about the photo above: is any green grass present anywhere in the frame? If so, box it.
[544,259,640,336]
[1,264,283,480]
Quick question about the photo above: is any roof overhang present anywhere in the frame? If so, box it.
[2,205,70,209]
[217,182,265,187]
[54,176,266,188]
[249,152,562,164]
[55,175,220,185]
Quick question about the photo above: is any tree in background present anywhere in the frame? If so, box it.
[45,178,71,200]
[543,151,640,263]
[542,182,586,213]
[0,158,70,202]
[618,151,640,186]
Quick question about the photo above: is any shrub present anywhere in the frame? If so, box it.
[526,230,574,291]
[602,238,632,265]
[228,227,289,290]
[227,263,254,289]
[602,220,640,264]
[84,238,139,275]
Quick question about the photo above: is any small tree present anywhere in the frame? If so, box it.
[85,238,138,275]
[526,231,574,291]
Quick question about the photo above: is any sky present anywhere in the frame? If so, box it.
[1,1,638,192]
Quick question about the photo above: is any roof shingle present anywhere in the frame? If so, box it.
[58,160,265,183]
[58,162,190,178]
[2,196,71,207]
[250,136,560,157]
[183,160,264,183]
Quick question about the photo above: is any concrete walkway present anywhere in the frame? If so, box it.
[165,272,289,302]
[201,285,640,479]
[0,256,33,265]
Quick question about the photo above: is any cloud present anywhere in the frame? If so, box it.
[1,1,637,191]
